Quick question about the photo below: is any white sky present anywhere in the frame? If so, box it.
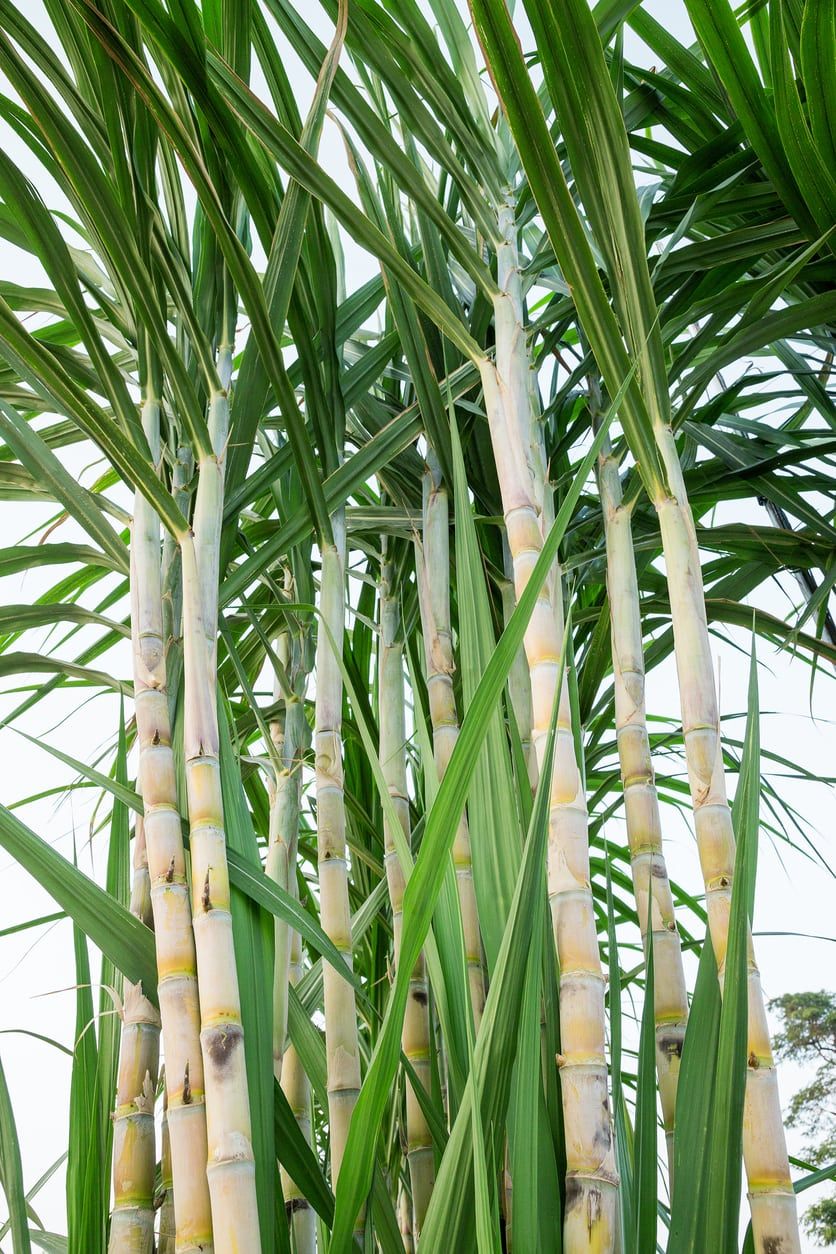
[0,3,833,1250]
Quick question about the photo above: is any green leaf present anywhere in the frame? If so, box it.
[0,1051,31,1254]
[66,922,104,1253]
[420,617,562,1251]
[0,401,127,571]
[702,644,761,1250]
[329,347,616,1250]
[96,708,131,1204]
[0,804,157,1002]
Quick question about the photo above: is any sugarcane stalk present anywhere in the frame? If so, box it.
[129,816,153,930]
[379,552,435,1233]
[265,590,317,1253]
[480,198,618,1251]
[130,393,213,1254]
[108,967,159,1252]
[315,508,362,1199]
[501,537,536,792]
[266,617,297,1085]
[652,428,799,1251]
[280,925,317,1254]
[417,454,486,1027]
[181,346,261,1250]
[158,1081,175,1254]
[398,1181,415,1254]
[596,436,688,1174]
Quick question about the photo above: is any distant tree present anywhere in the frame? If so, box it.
[771,992,836,1246]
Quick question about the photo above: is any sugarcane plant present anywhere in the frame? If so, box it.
[0,3,834,1254]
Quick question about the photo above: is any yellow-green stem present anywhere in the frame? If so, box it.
[597,440,688,1174]
[486,199,617,1251]
[315,510,362,1214]
[654,428,798,1251]
[380,555,435,1234]
[265,599,316,1253]
[418,456,486,1027]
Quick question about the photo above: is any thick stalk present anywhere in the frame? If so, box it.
[315,510,362,1197]
[182,361,261,1250]
[130,396,213,1253]
[418,456,486,1026]
[265,608,316,1253]
[597,441,688,1174]
[108,980,159,1253]
[379,557,435,1233]
[653,428,799,1251]
[484,200,617,1250]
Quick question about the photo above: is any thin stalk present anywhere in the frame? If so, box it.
[129,815,153,930]
[482,198,618,1250]
[597,436,688,1175]
[379,553,435,1234]
[398,1181,415,1254]
[501,537,536,791]
[181,346,261,1251]
[131,394,213,1253]
[158,1082,174,1254]
[265,590,316,1253]
[280,927,317,1254]
[417,454,486,1027]
[652,426,799,1251]
[315,508,362,1205]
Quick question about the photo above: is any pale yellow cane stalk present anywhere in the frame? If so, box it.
[597,440,688,1173]
[315,509,362,1202]
[398,1183,415,1254]
[652,429,798,1251]
[108,982,159,1253]
[130,395,213,1253]
[417,455,486,1026]
[265,604,316,1253]
[379,556,435,1233]
[479,199,618,1250]
[129,816,153,930]
[182,348,261,1250]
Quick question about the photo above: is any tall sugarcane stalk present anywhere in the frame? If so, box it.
[652,430,799,1249]
[266,597,316,1253]
[181,345,261,1249]
[379,551,435,1233]
[130,392,213,1253]
[315,509,362,1198]
[109,817,160,1254]
[596,435,688,1173]
[417,454,486,1027]
[503,10,800,1230]
[479,199,617,1250]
